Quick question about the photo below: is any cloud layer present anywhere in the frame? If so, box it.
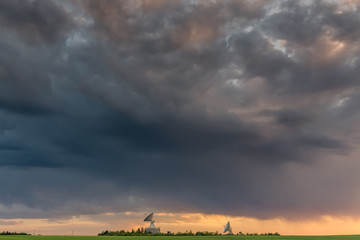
[0,0,360,221]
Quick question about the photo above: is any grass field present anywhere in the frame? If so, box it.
[0,235,360,240]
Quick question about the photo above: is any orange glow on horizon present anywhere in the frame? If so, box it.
[1,212,360,236]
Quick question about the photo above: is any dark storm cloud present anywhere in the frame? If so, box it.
[259,1,360,95]
[0,0,71,44]
[262,1,360,44]
[0,0,360,221]
[260,109,312,127]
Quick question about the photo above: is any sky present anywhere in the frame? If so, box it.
[1,0,360,236]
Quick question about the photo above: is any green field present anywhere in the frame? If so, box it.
[0,236,360,240]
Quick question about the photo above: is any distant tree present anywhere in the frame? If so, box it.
[97,229,279,237]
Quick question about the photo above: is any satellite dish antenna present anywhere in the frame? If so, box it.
[144,212,154,222]
[143,212,160,234]
[223,221,233,234]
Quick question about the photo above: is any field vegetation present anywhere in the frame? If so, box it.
[0,235,360,240]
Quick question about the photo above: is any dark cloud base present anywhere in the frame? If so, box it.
[0,0,360,220]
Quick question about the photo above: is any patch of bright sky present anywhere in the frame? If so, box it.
[263,0,282,18]
[223,1,293,58]
[268,37,289,55]
[225,79,244,88]
[66,32,88,47]
[332,97,351,108]
[346,56,358,68]
[54,1,93,50]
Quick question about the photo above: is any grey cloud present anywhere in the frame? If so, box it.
[0,0,71,44]
[0,0,359,221]
[262,1,360,44]
[260,109,312,127]
[261,1,329,44]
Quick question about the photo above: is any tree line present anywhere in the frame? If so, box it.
[98,228,280,236]
[238,232,280,236]
[0,231,29,235]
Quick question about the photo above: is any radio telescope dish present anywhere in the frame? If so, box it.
[144,212,160,234]
[144,213,154,222]
[223,221,233,234]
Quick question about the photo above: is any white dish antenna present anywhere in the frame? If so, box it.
[144,212,154,222]
[143,212,160,233]
[223,221,233,234]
